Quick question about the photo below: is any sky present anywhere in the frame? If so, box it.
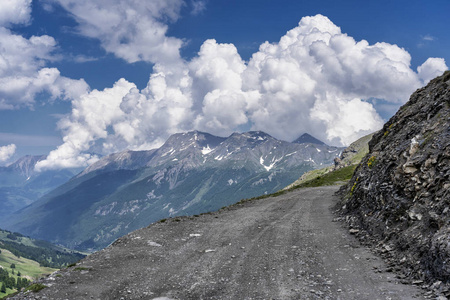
[0,0,448,170]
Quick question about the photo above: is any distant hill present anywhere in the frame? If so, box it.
[1,131,343,251]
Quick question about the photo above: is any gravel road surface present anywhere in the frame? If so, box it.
[12,186,424,299]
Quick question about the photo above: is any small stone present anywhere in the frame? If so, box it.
[431,281,442,290]
[147,241,162,247]
[384,245,394,251]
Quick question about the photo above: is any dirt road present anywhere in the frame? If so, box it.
[12,186,424,299]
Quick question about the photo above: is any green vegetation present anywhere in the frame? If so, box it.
[285,133,373,191]
[227,164,358,208]
[0,229,85,269]
[24,283,47,293]
[297,166,334,183]
[0,248,50,298]
[66,262,77,268]
[384,123,394,137]
[367,156,377,169]
[350,177,359,195]
[0,248,56,279]
[0,229,85,298]
[290,165,357,189]
[284,166,334,190]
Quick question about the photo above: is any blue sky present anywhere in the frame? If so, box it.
[0,0,448,169]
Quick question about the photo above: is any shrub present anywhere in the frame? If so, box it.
[367,156,377,169]
[25,283,47,293]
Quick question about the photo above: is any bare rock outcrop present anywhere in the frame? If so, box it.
[338,71,450,290]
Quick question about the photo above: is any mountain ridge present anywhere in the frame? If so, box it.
[0,155,79,219]
[1,131,343,251]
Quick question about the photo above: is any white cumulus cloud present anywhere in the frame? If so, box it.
[0,0,31,27]
[0,144,16,163]
[240,14,429,144]
[417,58,448,84]
[0,2,89,110]
[35,79,136,172]
[36,14,448,171]
[53,0,185,64]
[190,39,259,135]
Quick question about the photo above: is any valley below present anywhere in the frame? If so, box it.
[11,186,424,300]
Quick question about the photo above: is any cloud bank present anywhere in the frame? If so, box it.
[35,13,448,171]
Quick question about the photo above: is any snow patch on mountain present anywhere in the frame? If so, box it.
[260,156,282,172]
[161,148,175,157]
[201,145,213,155]
[228,179,237,185]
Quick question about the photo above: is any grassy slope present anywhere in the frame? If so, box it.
[0,249,56,279]
[0,232,33,247]
[0,249,56,298]
[0,229,85,268]
[290,165,357,188]
[284,132,374,190]
[231,164,358,208]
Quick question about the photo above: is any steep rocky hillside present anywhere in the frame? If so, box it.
[338,71,450,290]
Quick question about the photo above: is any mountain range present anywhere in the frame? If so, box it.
[0,131,343,251]
[0,156,79,219]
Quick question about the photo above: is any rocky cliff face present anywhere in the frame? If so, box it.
[338,71,450,288]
